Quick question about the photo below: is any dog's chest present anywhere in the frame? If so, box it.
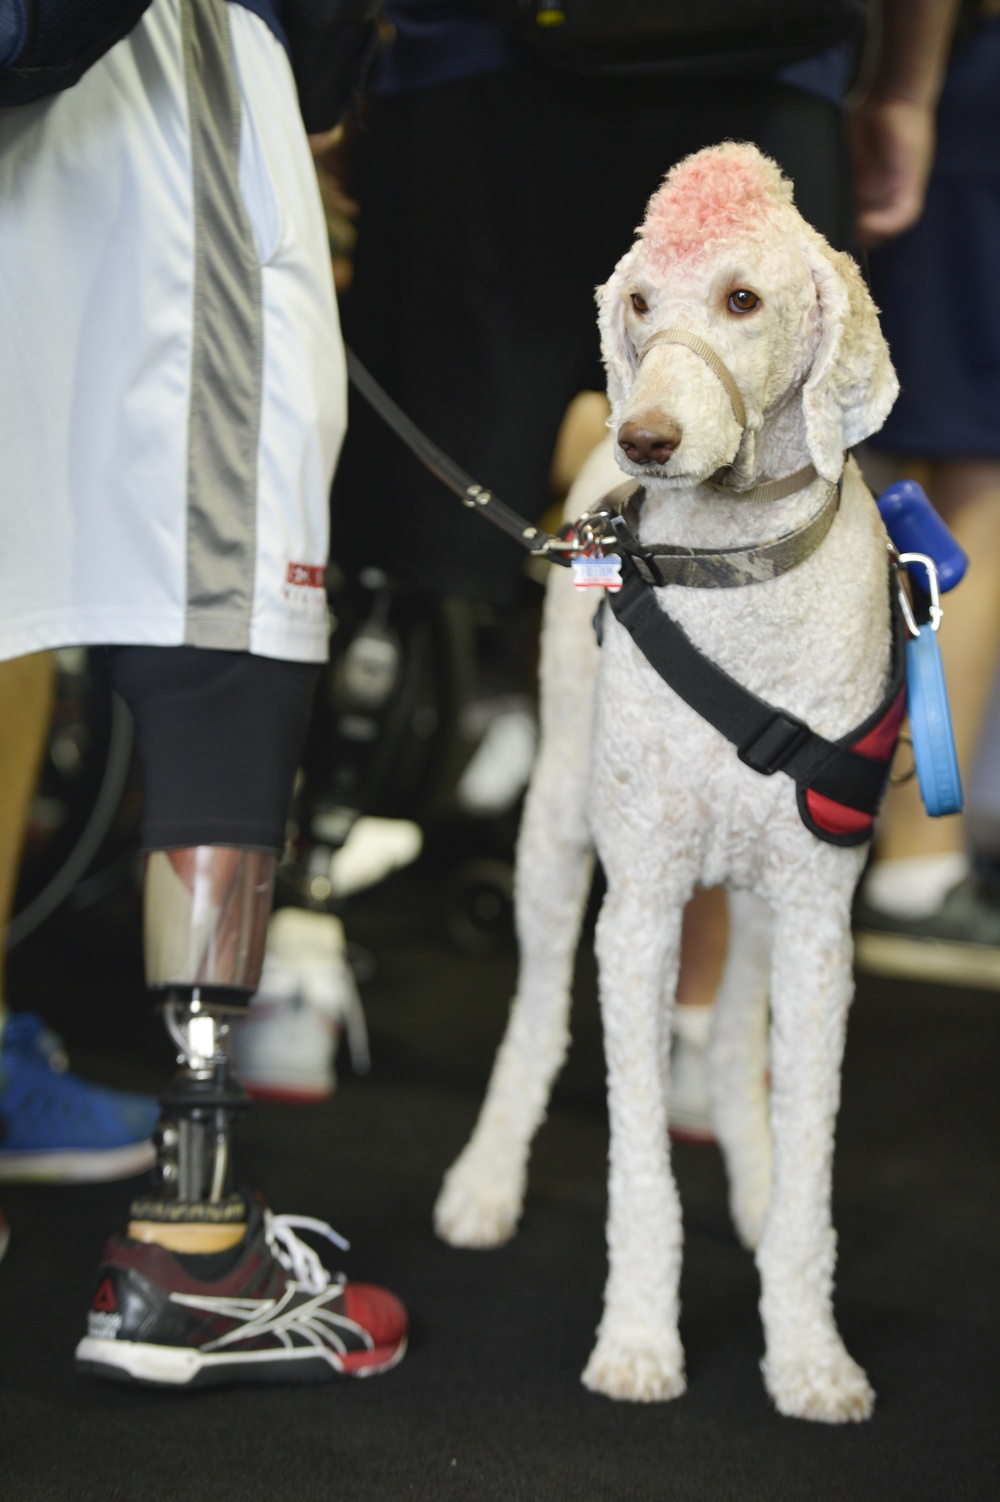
[592,617,797,865]
[587,484,892,874]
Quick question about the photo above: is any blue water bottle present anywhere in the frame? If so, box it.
[876,480,968,593]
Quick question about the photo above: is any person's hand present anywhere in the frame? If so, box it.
[308,120,360,291]
[850,94,936,248]
[310,121,360,222]
[308,125,344,158]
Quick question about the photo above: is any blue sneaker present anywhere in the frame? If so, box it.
[0,1012,159,1183]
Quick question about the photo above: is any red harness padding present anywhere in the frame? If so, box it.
[798,682,907,844]
[608,564,907,848]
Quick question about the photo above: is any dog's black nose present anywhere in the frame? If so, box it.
[617,419,680,465]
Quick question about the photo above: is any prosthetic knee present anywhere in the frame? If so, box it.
[133,847,275,1230]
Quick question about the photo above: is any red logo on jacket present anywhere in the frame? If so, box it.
[286,563,324,589]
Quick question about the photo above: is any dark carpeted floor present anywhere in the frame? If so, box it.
[2,868,998,1502]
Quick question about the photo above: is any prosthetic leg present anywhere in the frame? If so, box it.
[76,647,407,1385]
[77,845,409,1387]
[127,847,275,1252]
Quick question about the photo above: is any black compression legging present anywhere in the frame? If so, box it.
[107,645,320,852]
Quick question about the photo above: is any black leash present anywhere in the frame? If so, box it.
[346,348,567,559]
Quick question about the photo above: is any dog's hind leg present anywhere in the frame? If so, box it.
[710,889,773,1250]
[435,564,600,1248]
[582,878,688,1402]
[757,880,874,1423]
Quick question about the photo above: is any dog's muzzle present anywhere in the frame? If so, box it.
[637,328,747,433]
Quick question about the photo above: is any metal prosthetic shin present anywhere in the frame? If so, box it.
[141,848,276,1211]
[155,998,248,1206]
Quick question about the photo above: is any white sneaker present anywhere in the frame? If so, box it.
[231,910,370,1103]
[324,817,423,899]
[668,1003,715,1143]
[456,701,538,816]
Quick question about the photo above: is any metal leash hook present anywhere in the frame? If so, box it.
[889,543,943,637]
[532,509,627,590]
[898,551,943,631]
[536,509,619,559]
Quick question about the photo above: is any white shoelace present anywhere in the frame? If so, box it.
[264,1211,351,1295]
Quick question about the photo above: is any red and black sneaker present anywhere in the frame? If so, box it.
[74,1196,407,1388]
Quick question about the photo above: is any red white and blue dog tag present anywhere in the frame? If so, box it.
[571,550,623,591]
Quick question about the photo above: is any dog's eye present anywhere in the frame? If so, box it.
[727,289,761,314]
[630,293,649,314]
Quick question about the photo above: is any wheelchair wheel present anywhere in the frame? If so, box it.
[7,649,135,948]
[301,573,473,842]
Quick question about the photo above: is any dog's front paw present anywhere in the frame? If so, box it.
[763,1342,875,1424]
[582,1333,686,1403]
[433,1153,524,1248]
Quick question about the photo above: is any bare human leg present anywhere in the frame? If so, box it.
[0,653,55,1014]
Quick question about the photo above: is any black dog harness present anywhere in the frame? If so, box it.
[596,481,907,847]
[607,559,906,846]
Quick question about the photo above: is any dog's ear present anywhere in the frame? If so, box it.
[800,234,898,482]
[596,245,641,412]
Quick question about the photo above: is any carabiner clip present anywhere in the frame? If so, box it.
[898,551,943,632]
[888,542,943,637]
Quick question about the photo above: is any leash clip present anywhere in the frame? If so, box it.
[898,552,943,632]
[542,510,624,590]
[538,509,617,558]
[890,543,943,636]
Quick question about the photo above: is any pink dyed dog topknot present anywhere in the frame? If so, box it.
[639,142,795,274]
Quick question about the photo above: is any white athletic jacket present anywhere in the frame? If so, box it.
[0,0,343,664]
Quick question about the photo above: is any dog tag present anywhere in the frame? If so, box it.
[571,551,623,591]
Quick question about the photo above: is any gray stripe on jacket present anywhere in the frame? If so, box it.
[181,0,263,650]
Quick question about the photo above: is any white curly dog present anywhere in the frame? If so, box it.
[434,142,901,1423]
